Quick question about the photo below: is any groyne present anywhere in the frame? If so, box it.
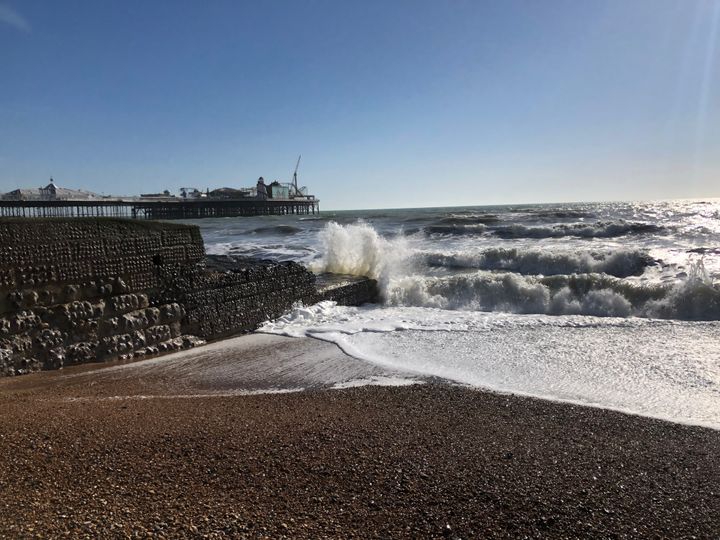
[0,218,376,376]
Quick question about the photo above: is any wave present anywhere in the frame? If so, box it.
[492,221,665,239]
[401,216,438,224]
[385,269,720,320]
[310,221,719,321]
[421,220,664,238]
[308,221,404,279]
[422,248,655,278]
[532,210,594,219]
[688,247,720,255]
[250,225,302,235]
[435,215,501,225]
[424,223,487,235]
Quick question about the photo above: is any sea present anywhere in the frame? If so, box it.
[187,199,720,429]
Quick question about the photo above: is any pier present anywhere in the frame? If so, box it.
[0,197,319,219]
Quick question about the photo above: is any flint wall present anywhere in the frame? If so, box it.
[0,219,377,376]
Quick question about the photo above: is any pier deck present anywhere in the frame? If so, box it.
[0,197,319,219]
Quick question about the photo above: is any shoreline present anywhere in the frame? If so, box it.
[20,330,720,432]
[1,333,719,537]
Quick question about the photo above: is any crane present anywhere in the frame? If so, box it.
[291,155,301,196]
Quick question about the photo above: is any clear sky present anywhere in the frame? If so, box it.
[1,0,719,209]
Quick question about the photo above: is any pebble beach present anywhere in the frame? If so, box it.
[1,335,717,539]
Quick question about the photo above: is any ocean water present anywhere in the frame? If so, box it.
[187,200,720,428]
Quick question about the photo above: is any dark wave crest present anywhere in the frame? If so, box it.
[492,221,665,239]
[435,215,502,225]
[422,248,655,278]
[424,224,487,236]
[250,225,302,235]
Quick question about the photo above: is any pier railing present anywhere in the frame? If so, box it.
[0,198,320,219]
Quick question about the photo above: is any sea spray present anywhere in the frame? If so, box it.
[309,222,387,278]
[309,221,415,295]
[647,258,720,320]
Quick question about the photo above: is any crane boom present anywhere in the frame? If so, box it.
[292,155,302,195]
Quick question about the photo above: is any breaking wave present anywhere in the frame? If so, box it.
[310,222,720,321]
[384,270,720,320]
[422,248,655,278]
[308,221,406,280]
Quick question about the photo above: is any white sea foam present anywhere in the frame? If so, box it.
[331,376,422,389]
[260,302,720,429]
[308,221,391,278]
[386,268,720,319]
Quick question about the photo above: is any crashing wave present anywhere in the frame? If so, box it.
[310,222,719,321]
[308,221,409,282]
[384,269,720,320]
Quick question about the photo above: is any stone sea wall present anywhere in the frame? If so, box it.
[0,219,377,376]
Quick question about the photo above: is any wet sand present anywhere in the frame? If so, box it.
[0,335,718,538]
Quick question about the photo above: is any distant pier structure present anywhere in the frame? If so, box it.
[0,171,320,220]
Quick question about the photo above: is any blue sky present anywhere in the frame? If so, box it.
[1,0,719,209]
